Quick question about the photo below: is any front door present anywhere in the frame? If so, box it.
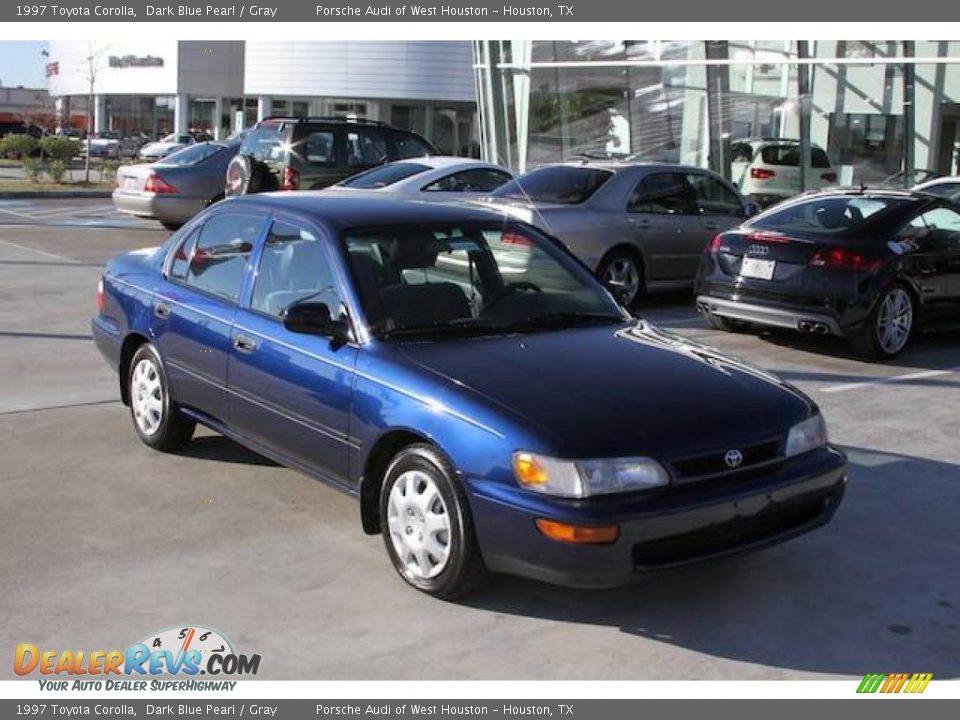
[228,218,358,486]
[685,171,748,249]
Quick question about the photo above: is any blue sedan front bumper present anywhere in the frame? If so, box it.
[466,446,846,588]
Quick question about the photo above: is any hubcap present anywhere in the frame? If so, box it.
[131,358,164,436]
[386,470,451,580]
[876,287,913,355]
[603,256,640,304]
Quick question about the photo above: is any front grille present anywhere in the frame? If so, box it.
[671,439,781,481]
[632,490,839,569]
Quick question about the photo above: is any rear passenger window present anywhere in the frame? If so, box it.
[244,122,284,163]
[183,214,261,302]
[686,174,744,216]
[251,221,345,318]
[627,173,698,214]
[394,133,434,159]
[423,169,512,193]
[346,129,388,166]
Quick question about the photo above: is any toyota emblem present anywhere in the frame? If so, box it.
[724,449,744,468]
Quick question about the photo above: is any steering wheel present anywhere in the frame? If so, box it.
[483,281,542,311]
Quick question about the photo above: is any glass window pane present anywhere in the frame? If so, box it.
[184,214,261,302]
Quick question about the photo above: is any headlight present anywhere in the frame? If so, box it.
[785,413,828,457]
[512,452,669,498]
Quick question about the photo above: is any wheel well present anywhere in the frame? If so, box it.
[118,333,149,406]
[359,430,431,535]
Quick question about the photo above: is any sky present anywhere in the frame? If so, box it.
[0,41,50,89]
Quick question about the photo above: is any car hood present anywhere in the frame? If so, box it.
[396,321,814,459]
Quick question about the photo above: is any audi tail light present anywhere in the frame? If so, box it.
[751,168,776,180]
[95,278,104,312]
[706,235,723,253]
[809,248,880,271]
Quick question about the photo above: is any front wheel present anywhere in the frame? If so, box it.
[128,343,195,451]
[379,444,487,599]
[853,283,915,360]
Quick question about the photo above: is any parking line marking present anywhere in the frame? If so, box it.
[0,237,78,263]
[820,366,960,394]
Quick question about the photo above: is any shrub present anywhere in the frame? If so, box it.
[22,157,44,183]
[100,158,121,184]
[1,133,39,159]
[47,159,67,183]
[40,135,80,162]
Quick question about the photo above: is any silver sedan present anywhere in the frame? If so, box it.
[327,156,513,198]
[482,161,754,307]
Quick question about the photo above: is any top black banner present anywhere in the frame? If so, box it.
[4,0,954,21]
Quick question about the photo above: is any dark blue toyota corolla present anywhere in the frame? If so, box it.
[92,193,847,598]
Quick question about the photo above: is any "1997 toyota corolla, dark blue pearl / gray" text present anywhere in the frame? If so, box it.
[92,193,847,598]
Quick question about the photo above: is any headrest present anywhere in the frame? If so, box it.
[816,202,849,229]
[386,236,440,270]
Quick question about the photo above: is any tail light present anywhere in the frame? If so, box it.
[144,172,177,194]
[751,168,776,180]
[706,235,723,253]
[809,248,880,271]
[95,278,104,312]
[821,172,838,183]
[281,166,300,191]
[501,231,533,247]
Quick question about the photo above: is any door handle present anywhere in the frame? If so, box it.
[233,334,257,353]
[153,302,171,319]
[629,217,651,228]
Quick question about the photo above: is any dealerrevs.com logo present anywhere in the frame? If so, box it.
[15,626,260,690]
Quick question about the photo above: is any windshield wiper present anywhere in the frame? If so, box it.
[505,312,627,331]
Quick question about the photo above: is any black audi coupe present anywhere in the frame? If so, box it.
[696,188,960,359]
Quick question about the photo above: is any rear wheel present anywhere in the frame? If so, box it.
[128,343,195,451]
[597,249,645,308]
[853,283,915,360]
[379,444,487,599]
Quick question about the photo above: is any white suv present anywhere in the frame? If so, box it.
[731,138,838,207]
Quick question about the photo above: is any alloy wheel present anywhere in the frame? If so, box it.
[603,256,641,305]
[386,470,451,580]
[131,358,164,436]
[876,287,913,355]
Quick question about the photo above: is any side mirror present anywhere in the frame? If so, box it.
[282,302,349,341]
[743,201,761,218]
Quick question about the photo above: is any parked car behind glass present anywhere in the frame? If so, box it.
[696,188,960,359]
[92,194,846,597]
[731,138,838,207]
[484,161,754,307]
[139,133,200,161]
[114,137,241,230]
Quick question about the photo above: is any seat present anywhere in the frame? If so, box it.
[379,283,472,328]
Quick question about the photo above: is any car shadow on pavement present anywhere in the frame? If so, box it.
[177,434,280,467]
[755,326,960,366]
[463,445,960,678]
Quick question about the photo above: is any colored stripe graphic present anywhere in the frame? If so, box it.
[857,673,932,694]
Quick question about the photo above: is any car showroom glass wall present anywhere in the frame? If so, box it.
[474,41,960,192]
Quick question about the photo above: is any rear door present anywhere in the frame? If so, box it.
[685,171,747,245]
[898,205,960,300]
[152,212,266,422]
[294,124,345,190]
[626,172,703,280]
[228,216,358,485]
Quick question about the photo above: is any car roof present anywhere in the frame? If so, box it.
[530,159,730,177]
[915,176,960,188]
[391,156,501,170]
[785,186,931,203]
[220,192,516,230]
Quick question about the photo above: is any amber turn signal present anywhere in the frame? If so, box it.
[535,519,619,545]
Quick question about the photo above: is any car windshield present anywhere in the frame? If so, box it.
[491,166,613,204]
[344,223,625,339]
[749,195,913,235]
[158,143,226,166]
[340,162,430,189]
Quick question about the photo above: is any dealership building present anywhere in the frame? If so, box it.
[45,40,478,155]
[474,40,960,186]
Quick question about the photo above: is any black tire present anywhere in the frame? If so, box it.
[704,311,752,333]
[596,248,645,309]
[159,221,182,231]
[127,343,195,451]
[851,283,915,361]
[379,444,487,599]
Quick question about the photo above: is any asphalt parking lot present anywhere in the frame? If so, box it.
[1,198,958,680]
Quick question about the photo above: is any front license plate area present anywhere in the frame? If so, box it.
[741,257,776,280]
